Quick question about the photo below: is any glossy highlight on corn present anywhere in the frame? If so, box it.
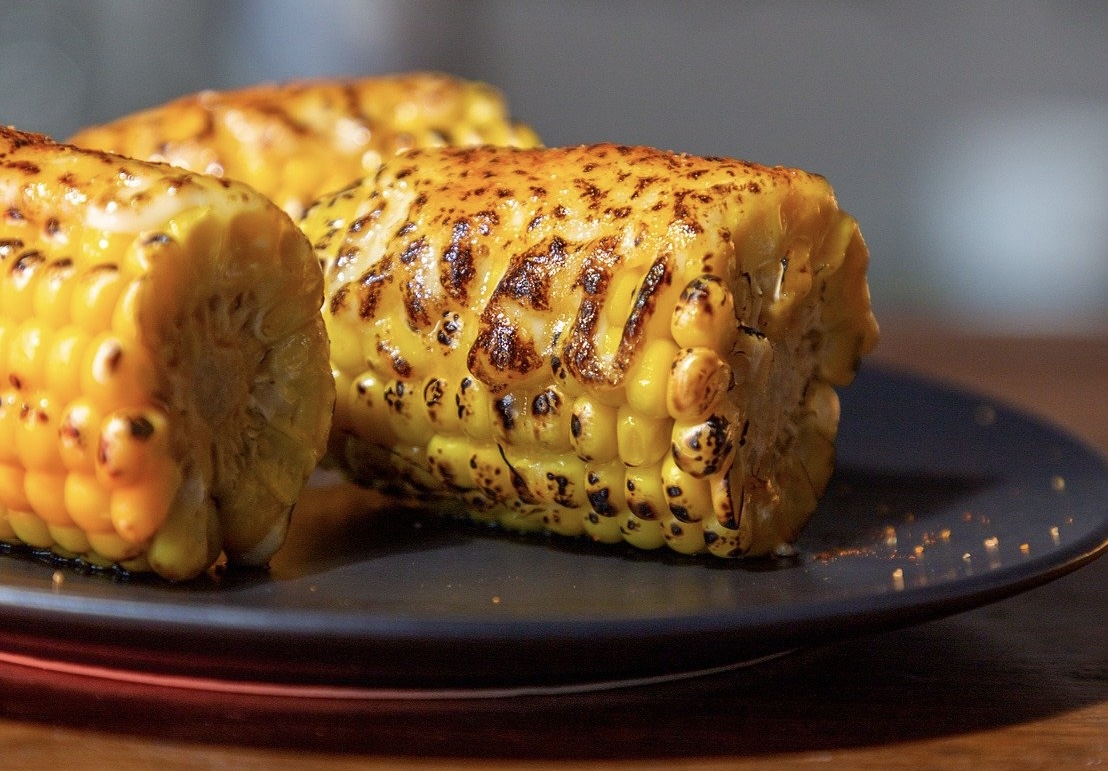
[306,143,879,558]
[69,72,542,220]
[0,127,334,580]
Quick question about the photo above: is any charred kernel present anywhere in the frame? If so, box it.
[671,415,736,477]
[127,416,154,439]
[587,486,613,515]
[435,311,463,347]
[531,389,556,416]
[493,393,517,431]
[667,347,730,420]
[671,275,737,352]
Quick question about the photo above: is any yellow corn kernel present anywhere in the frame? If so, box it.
[79,333,159,414]
[456,377,495,443]
[626,338,679,420]
[422,375,462,436]
[33,258,77,327]
[671,414,738,478]
[93,409,171,489]
[624,464,667,522]
[1,252,44,322]
[426,433,478,492]
[86,530,144,563]
[469,443,516,504]
[569,394,619,463]
[16,391,64,471]
[660,453,714,523]
[70,265,126,333]
[57,399,101,472]
[5,509,52,549]
[23,470,71,527]
[671,275,739,352]
[107,454,176,544]
[146,475,221,580]
[526,385,573,452]
[0,391,20,463]
[47,524,89,556]
[383,377,436,448]
[0,464,31,511]
[64,471,114,534]
[44,327,90,407]
[0,511,15,542]
[616,405,670,467]
[666,347,731,421]
[7,321,50,391]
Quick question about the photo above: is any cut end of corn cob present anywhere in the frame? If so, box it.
[0,126,334,580]
[68,72,542,221]
[307,143,878,558]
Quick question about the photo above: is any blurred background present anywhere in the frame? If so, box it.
[2,0,1106,335]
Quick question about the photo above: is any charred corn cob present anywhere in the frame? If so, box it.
[69,72,542,220]
[305,143,878,558]
[0,126,334,580]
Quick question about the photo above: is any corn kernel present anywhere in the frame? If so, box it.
[23,470,72,527]
[48,524,90,556]
[569,394,619,463]
[616,406,671,467]
[44,326,90,407]
[109,460,182,544]
[666,347,731,421]
[626,338,679,420]
[70,265,125,333]
[16,391,64,471]
[6,508,52,549]
[0,463,31,511]
[64,471,114,534]
[58,399,102,472]
[7,321,51,390]
[671,275,738,352]
[33,258,77,328]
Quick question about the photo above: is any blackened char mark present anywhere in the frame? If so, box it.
[491,236,567,311]
[441,218,475,304]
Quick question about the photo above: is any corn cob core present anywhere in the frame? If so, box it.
[69,72,542,221]
[306,143,878,558]
[0,127,334,580]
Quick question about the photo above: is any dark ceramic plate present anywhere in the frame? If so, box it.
[0,366,1105,696]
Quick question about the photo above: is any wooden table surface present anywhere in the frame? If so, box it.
[0,321,1105,770]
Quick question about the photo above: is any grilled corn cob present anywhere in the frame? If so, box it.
[305,143,878,558]
[69,72,542,220]
[0,126,334,580]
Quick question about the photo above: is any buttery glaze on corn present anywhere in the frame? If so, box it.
[0,127,334,580]
[306,143,879,557]
[69,72,542,220]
